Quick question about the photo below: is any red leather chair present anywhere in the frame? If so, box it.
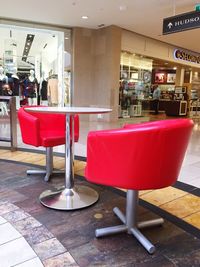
[85,119,193,254]
[18,106,79,182]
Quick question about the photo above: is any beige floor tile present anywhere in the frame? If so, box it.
[75,169,85,176]
[54,161,65,169]
[183,211,200,229]
[161,194,200,218]
[140,187,188,206]
[139,190,153,196]
[74,160,86,171]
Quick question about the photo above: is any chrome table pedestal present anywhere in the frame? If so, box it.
[39,113,99,210]
[39,186,99,210]
[26,107,111,211]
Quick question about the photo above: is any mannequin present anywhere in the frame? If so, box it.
[0,67,8,95]
[12,67,19,80]
[40,71,48,103]
[29,69,36,82]
[11,67,19,96]
[24,70,38,105]
[0,66,8,82]
[47,73,58,105]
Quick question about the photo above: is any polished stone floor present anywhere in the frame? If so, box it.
[0,158,200,266]
[1,112,200,188]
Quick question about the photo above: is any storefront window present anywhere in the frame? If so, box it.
[0,23,71,108]
[119,51,152,118]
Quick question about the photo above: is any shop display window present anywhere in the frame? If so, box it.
[0,24,71,108]
[155,72,166,83]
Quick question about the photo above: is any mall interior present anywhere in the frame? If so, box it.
[0,1,200,266]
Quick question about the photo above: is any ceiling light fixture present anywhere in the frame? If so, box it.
[119,5,127,11]
[173,67,177,70]
[82,15,88,19]
[65,37,69,39]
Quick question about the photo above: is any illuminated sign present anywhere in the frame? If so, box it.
[163,11,200,34]
[174,49,200,64]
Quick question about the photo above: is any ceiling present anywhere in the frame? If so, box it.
[0,26,61,70]
[1,0,200,54]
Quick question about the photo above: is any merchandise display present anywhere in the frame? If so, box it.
[0,67,8,95]
[0,24,71,109]
[47,75,59,105]
[118,51,199,118]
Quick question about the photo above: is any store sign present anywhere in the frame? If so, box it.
[174,49,200,64]
[163,10,200,34]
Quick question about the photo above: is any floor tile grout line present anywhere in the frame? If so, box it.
[157,192,193,208]
[140,191,190,208]
[182,209,200,219]
[11,256,41,267]
[40,251,79,267]
[0,236,23,247]
[0,221,7,226]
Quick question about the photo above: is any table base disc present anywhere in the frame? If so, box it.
[39,185,99,210]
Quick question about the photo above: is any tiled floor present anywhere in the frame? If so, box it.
[1,113,200,188]
[1,114,200,266]
[0,214,42,267]
[0,149,200,231]
[0,159,200,266]
[0,201,78,267]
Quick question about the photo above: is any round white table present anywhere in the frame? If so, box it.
[25,106,112,210]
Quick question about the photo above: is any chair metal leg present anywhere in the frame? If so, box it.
[113,207,126,224]
[138,218,164,229]
[95,189,164,254]
[95,225,127,237]
[126,190,138,233]
[130,227,155,254]
[44,147,53,182]
[26,147,64,181]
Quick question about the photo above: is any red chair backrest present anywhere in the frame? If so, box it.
[85,119,193,190]
[18,106,79,147]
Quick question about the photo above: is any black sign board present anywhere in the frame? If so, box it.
[163,10,200,35]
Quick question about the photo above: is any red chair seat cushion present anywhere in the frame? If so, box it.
[41,131,65,147]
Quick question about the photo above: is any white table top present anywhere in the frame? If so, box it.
[25,106,112,115]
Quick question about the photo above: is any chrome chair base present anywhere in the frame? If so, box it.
[27,169,65,182]
[95,190,164,254]
[26,147,62,182]
[39,185,99,210]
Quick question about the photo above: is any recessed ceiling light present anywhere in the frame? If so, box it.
[119,5,127,11]
[65,37,69,39]
[82,15,88,19]
[173,67,177,70]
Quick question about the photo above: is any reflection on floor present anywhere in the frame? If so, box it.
[0,158,200,266]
